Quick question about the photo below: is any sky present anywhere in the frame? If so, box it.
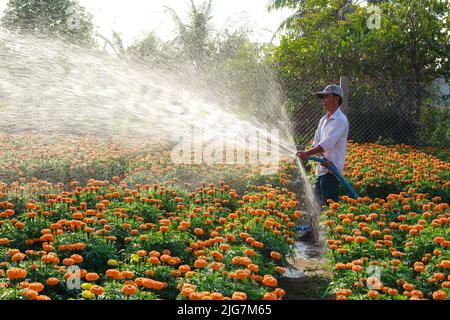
[0,0,295,46]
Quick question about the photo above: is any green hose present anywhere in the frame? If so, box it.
[306,156,359,199]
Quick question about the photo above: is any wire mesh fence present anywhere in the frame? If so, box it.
[287,79,448,148]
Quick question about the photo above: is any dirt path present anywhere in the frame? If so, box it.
[279,238,335,300]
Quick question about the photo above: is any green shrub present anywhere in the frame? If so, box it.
[418,105,450,148]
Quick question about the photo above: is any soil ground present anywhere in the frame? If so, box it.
[279,232,335,300]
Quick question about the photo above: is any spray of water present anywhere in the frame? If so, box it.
[296,157,323,244]
[0,30,322,241]
[0,31,295,156]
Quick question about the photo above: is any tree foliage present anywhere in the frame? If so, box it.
[271,0,449,121]
[273,0,449,83]
[1,0,95,46]
[268,0,449,147]
[126,32,176,67]
[165,0,215,70]
[208,29,283,119]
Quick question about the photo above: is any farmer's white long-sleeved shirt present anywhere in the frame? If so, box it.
[312,107,349,177]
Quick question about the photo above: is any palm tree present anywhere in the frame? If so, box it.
[164,0,215,69]
[126,32,174,66]
[111,31,125,56]
[267,0,305,37]
[267,0,367,39]
[95,31,124,57]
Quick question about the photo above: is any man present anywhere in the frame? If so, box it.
[296,84,349,205]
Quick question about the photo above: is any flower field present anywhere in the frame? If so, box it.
[320,143,450,300]
[0,134,298,300]
[0,134,449,300]
[342,143,449,202]
[325,194,449,300]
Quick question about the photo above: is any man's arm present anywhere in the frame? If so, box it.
[296,145,324,160]
[297,119,323,160]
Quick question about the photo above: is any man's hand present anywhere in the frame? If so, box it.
[296,151,309,160]
[297,145,324,160]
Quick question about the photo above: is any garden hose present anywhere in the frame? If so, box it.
[321,284,331,299]
[279,144,359,200]
[306,156,359,199]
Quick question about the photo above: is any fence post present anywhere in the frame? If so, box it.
[340,76,349,112]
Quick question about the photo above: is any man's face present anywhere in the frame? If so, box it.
[321,94,340,110]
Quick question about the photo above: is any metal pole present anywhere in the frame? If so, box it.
[340,76,349,112]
